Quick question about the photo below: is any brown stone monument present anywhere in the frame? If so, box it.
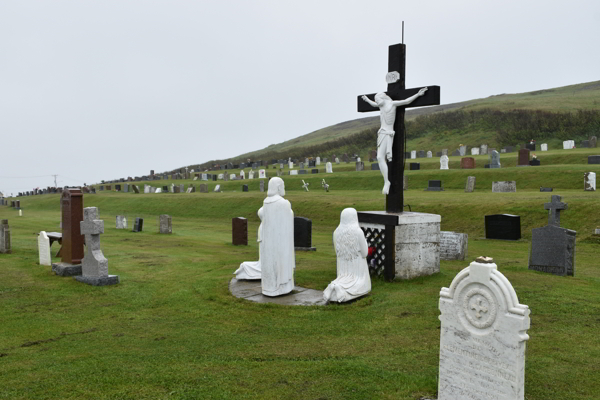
[52,188,84,276]
[518,148,531,166]
[460,157,475,169]
[232,217,248,246]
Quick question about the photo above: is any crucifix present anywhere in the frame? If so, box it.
[544,195,568,227]
[357,43,440,213]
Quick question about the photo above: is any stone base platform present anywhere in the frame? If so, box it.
[358,211,441,280]
[230,279,325,306]
[75,275,120,286]
[52,262,82,276]
[294,247,316,251]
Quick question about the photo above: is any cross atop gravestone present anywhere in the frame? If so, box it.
[357,43,440,213]
[544,195,567,227]
[79,207,107,277]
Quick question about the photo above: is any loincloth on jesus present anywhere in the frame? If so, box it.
[377,128,395,161]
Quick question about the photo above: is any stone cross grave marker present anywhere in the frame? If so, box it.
[357,43,440,213]
[545,195,567,226]
[38,231,52,266]
[75,207,119,286]
[438,258,530,400]
[302,180,309,191]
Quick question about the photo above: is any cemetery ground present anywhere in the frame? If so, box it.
[2,151,600,399]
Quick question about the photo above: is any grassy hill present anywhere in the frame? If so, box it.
[2,148,600,399]
[186,80,600,172]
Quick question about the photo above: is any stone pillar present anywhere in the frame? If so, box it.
[0,219,11,254]
[52,189,84,276]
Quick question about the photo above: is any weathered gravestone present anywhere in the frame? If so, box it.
[214,185,221,192]
[409,163,420,170]
[480,144,488,155]
[438,257,530,400]
[132,218,144,232]
[75,207,119,286]
[458,145,466,156]
[326,162,333,173]
[528,195,576,276]
[540,143,548,151]
[38,231,52,266]
[355,161,364,171]
[465,176,476,193]
[589,136,597,148]
[425,180,443,191]
[418,150,425,158]
[584,172,596,191]
[116,215,127,229]
[427,150,432,158]
[132,185,140,194]
[159,215,172,234]
[259,181,265,192]
[460,157,475,169]
[492,181,516,193]
[199,184,208,193]
[294,217,315,251]
[439,231,468,261]
[485,214,521,240]
[470,147,480,156]
[232,217,248,246]
[1,220,11,254]
[52,189,84,276]
[371,162,380,170]
[242,184,249,192]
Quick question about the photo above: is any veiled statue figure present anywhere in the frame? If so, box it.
[324,208,372,303]
[261,177,295,296]
[233,207,263,280]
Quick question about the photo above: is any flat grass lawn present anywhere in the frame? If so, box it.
[1,175,600,399]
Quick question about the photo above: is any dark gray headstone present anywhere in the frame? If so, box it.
[409,163,420,170]
[581,140,590,148]
[588,155,600,164]
[294,217,315,250]
[485,214,521,240]
[299,170,307,174]
[525,143,536,151]
[540,187,553,192]
[132,218,144,233]
[371,163,380,171]
[418,150,425,158]
[311,169,319,174]
[242,184,248,192]
[425,180,443,191]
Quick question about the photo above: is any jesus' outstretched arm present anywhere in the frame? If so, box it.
[361,95,379,108]
[392,87,428,107]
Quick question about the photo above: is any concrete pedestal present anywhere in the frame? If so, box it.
[52,262,82,276]
[358,211,441,280]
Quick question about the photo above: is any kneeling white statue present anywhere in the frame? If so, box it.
[233,207,263,280]
[323,208,371,303]
[261,177,295,296]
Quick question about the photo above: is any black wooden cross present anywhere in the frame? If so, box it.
[544,195,567,227]
[357,43,440,213]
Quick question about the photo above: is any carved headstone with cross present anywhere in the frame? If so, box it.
[529,195,576,276]
[75,207,119,286]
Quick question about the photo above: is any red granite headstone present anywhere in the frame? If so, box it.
[460,157,475,169]
[518,148,530,166]
[61,189,84,264]
[232,217,248,246]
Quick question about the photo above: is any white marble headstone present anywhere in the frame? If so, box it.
[438,259,530,400]
[155,188,162,193]
[38,231,51,266]
[440,155,449,170]
[411,150,416,159]
[248,170,255,179]
[335,157,340,164]
[230,174,236,180]
[218,174,224,180]
[289,170,298,176]
[326,162,333,173]
[471,147,480,156]
[540,143,548,151]
[214,185,221,192]
[258,169,266,179]
[240,170,245,179]
[563,140,574,149]
[427,151,432,158]
[316,157,321,166]
[584,172,596,191]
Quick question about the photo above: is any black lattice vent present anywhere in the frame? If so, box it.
[362,227,386,276]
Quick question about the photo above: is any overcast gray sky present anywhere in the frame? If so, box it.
[1,0,599,195]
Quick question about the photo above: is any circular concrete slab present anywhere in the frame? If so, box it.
[229,278,326,306]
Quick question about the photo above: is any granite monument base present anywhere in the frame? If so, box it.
[294,246,316,251]
[358,211,440,280]
[74,275,120,286]
[52,262,82,276]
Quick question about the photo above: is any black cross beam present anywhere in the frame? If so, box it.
[357,43,440,213]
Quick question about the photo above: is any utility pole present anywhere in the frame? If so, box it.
[52,174,58,188]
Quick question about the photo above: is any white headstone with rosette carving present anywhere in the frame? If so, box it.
[438,259,530,400]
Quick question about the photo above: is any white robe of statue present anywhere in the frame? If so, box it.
[261,177,295,296]
[323,208,371,303]
[233,207,263,280]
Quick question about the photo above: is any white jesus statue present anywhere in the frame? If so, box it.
[361,87,428,194]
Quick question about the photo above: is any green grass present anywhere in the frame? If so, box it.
[1,152,600,399]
